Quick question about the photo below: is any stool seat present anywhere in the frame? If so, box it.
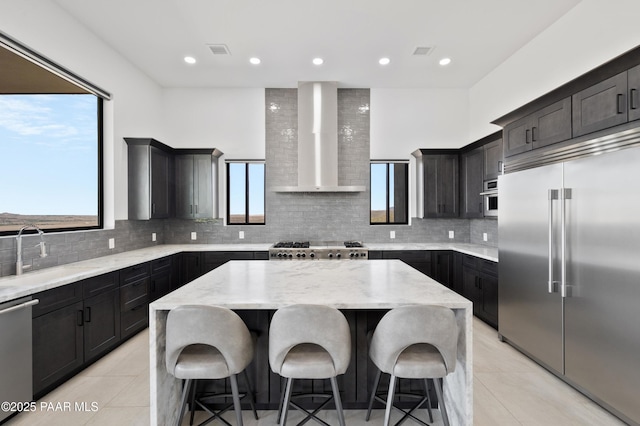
[281,343,336,379]
[392,343,447,379]
[174,344,229,379]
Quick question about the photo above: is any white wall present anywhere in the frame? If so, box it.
[469,0,640,141]
[0,0,164,221]
[370,88,469,157]
[161,88,265,158]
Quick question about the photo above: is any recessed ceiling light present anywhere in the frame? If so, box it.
[439,57,452,66]
[313,57,324,65]
[184,56,197,64]
[379,57,391,65]
[249,57,261,65]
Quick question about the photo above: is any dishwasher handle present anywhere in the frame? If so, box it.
[0,299,39,315]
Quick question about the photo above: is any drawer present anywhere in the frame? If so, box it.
[381,251,429,262]
[32,282,83,318]
[120,278,149,312]
[121,302,148,339]
[254,251,269,260]
[120,262,150,285]
[202,251,255,263]
[151,256,172,274]
[462,254,479,269]
[480,260,498,277]
[82,272,119,298]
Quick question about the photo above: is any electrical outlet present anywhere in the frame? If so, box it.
[483,233,488,242]
[191,232,197,240]
[390,231,396,239]
[108,238,115,249]
[448,230,454,239]
[152,233,157,242]
[239,231,245,239]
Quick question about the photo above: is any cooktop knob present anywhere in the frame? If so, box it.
[301,252,306,257]
[328,253,334,258]
[336,253,341,258]
[309,252,315,258]
[287,253,293,258]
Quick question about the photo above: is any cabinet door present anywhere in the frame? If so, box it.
[33,301,84,396]
[460,148,484,219]
[479,272,498,328]
[628,64,640,122]
[150,272,172,301]
[175,155,195,218]
[83,288,120,362]
[483,138,503,180]
[179,252,203,286]
[461,266,482,316]
[531,97,572,150]
[503,115,531,157]
[193,155,213,219]
[572,71,628,137]
[432,251,453,288]
[150,146,171,218]
[424,155,458,218]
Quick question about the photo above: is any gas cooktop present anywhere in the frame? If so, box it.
[269,241,368,260]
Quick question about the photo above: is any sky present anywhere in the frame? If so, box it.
[0,94,98,216]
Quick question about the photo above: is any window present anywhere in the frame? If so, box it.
[227,162,265,224]
[370,161,408,224]
[0,36,107,236]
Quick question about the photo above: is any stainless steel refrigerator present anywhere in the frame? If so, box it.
[499,144,640,425]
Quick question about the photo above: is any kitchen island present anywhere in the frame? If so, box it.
[150,259,473,425]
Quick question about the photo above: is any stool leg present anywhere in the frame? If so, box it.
[330,376,346,426]
[276,377,286,424]
[384,375,397,426]
[230,374,244,426]
[189,379,197,425]
[422,379,433,423]
[176,379,193,426]
[366,369,382,421]
[433,378,449,426]
[281,377,294,426]
[242,370,259,420]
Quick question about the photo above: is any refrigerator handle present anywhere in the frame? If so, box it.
[548,189,559,293]
[560,188,572,298]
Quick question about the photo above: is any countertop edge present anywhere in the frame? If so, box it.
[0,243,497,303]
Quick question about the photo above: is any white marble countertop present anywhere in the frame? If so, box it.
[151,259,472,310]
[0,242,496,303]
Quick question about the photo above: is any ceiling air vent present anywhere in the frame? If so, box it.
[207,44,231,55]
[413,46,434,56]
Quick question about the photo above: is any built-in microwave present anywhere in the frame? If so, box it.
[480,179,498,217]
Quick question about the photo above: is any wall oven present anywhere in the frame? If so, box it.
[480,179,498,217]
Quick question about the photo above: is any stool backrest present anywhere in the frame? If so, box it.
[369,305,458,375]
[269,304,351,376]
[166,305,253,376]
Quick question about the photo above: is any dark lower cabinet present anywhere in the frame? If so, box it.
[202,251,255,274]
[431,251,454,288]
[179,252,204,286]
[459,255,498,328]
[382,250,432,276]
[32,273,121,397]
[32,301,84,396]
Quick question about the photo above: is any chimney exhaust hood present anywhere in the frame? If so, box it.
[272,81,366,192]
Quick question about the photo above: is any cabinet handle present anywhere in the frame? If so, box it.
[478,279,482,290]
[190,205,193,214]
[152,203,156,214]
[531,126,537,142]
[77,310,84,326]
[85,307,91,323]
[151,280,156,292]
[631,89,638,110]
[498,160,503,174]
[195,205,198,214]
[525,129,530,144]
[479,202,483,213]
[617,94,625,114]
[132,304,146,311]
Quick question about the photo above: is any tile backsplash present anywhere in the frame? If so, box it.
[0,88,498,277]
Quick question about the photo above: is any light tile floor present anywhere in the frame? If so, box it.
[6,318,626,425]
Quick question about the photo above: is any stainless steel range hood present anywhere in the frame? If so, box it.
[272,81,366,192]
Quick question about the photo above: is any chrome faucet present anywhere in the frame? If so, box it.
[16,224,48,275]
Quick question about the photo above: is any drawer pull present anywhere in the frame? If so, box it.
[85,307,92,323]
[77,310,84,326]
[132,304,146,312]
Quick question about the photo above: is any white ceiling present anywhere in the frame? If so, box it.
[54,0,581,89]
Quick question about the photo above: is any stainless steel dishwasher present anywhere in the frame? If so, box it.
[0,296,39,422]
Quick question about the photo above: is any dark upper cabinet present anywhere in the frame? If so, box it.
[483,138,503,181]
[504,97,572,157]
[627,64,640,122]
[572,71,628,137]
[175,153,216,219]
[125,138,174,220]
[460,148,484,219]
[424,154,459,218]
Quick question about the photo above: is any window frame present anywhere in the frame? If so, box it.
[0,32,109,236]
[225,160,266,225]
[370,160,409,225]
